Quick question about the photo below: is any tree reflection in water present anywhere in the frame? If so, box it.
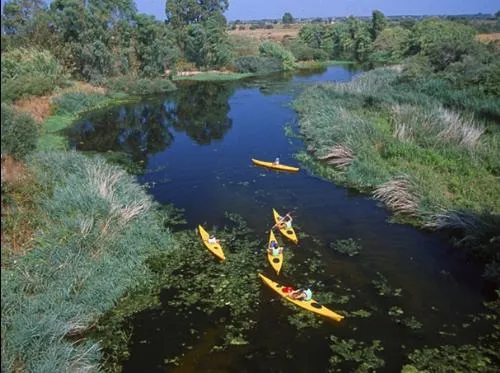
[66,81,235,168]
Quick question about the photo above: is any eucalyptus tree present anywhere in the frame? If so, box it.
[165,0,229,27]
[135,14,180,76]
[165,0,231,68]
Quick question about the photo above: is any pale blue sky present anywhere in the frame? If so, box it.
[136,0,498,20]
[1,0,497,20]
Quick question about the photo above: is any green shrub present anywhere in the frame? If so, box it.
[52,91,107,115]
[234,56,282,74]
[1,104,39,160]
[259,40,296,71]
[289,41,328,61]
[1,48,69,101]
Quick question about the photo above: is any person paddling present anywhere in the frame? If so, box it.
[267,240,283,257]
[207,235,220,245]
[290,287,313,301]
[278,213,293,230]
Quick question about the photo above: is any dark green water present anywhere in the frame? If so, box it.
[67,67,492,372]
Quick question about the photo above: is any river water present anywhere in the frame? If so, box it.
[67,66,491,372]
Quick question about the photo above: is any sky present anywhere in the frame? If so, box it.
[0,0,496,20]
[136,0,499,21]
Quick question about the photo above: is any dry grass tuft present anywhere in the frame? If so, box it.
[1,155,30,186]
[424,210,483,231]
[437,108,484,150]
[13,95,53,123]
[317,144,354,169]
[373,175,420,215]
[1,156,39,260]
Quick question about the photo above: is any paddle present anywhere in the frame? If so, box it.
[270,211,292,231]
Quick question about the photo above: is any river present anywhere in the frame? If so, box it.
[66,66,491,372]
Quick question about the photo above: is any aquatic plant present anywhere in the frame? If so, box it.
[328,336,385,373]
[96,212,264,371]
[350,309,373,318]
[330,238,362,256]
[405,345,495,373]
[372,272,403,297]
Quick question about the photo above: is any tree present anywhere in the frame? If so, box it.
[371,9,387,41]
[135,14,179,76]
[346,16,372,61]
[282,12,293,24]
[370,26,410,62]
[412,19,476,70]
[165,0,229,28]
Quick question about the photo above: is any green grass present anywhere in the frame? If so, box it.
[172,72,254,81]
[293,67,500,267]
[1,152,173,372]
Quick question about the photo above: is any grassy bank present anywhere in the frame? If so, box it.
[1,152,173,371]
[295,60,353,69]
[293,67,500,280]
[173,71,255,81]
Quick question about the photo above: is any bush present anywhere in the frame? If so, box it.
[104,76,176,96]
[1,48,69,102]
[52,91,107,115]
[259,41,296,71]
[289,40,328,61]
[1,104,39,160]
[234,56,282,74]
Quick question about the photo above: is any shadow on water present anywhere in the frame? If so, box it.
[70,66,494,372]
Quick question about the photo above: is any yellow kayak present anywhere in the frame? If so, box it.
[267,230,283,275]
[258,273,344,322]
[198,225,225,260]
[273,208,298,244]
[252,158,299,172]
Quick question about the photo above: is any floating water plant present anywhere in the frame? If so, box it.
[330,238,362,256]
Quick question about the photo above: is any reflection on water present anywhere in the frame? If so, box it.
[168,82,234,144]
[66,82,236,166]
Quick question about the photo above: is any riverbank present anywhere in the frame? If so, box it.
[293,67,500,281]
[1,152,174,371]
